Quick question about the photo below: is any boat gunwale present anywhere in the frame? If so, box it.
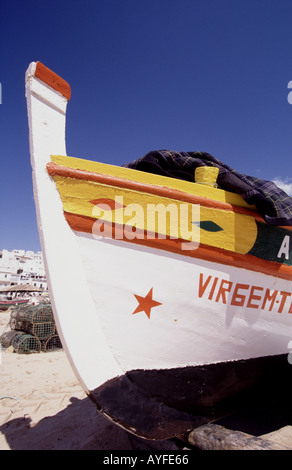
[47,160,291,229]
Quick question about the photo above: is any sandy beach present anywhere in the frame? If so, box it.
[0,309,183,451]
[1,307,292,451]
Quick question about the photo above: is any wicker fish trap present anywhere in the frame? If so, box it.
[43,335,62,352]
[0,330,19,348]
[10,304,53,323]
[11,333,41,354]
[31,322,55,339]
[10,320,55,340]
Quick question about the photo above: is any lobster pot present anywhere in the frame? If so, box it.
[0,330,19,349]
[10,304,53,323]
[17,321,55,340]
[32,322,55,339]
[11,333,41,354]
[9,319,55,339]
[43,335,62,352]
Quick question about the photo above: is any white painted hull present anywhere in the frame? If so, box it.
[76,232,292,372]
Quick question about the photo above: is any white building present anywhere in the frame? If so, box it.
[0,249,48,290]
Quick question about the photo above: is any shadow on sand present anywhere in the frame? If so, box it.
[0,395,181,450]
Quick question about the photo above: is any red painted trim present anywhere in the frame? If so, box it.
[35,62,71,100]
[63,211,292,281]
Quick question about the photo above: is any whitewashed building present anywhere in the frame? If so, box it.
[0,249,48,290]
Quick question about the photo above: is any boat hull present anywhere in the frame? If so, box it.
[72,231,292,438]
[0,299,29,311]
[74,232,292,371]
[25,61,292,440]
[89,354,291,439]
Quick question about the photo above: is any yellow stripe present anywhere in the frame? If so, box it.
[52,174,257,254]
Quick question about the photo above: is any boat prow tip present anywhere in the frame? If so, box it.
[26,61,71,101]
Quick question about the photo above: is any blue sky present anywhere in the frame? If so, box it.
[1,0,292,252]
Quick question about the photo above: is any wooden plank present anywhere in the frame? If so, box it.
[188,424,292,450]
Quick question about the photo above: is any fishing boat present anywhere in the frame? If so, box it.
[25,61,292,440]
[0,297,29,311]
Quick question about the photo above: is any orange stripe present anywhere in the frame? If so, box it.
[47,162,277,224]
[35,62,71,100]
[63,211,292,281]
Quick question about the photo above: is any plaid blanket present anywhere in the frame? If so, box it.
[123,150,292,226]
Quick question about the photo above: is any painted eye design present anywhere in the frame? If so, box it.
[192,220,223,232]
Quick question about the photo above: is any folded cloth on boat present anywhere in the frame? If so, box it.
[123,150,292,226]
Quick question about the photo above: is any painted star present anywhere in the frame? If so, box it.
[132,288,162,319]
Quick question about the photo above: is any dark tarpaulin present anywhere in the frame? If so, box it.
[123,150,292,226]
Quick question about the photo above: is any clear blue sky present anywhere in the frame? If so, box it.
[1,0,292,252]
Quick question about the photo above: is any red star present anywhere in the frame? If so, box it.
[132,288,162,319]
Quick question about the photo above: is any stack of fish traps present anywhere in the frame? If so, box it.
[0,303,62,354]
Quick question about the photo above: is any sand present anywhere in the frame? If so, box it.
[0,309,182,450]
[1,308,291,451]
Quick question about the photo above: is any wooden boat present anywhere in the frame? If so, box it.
[25,62,292,440]
[0,298,29,311]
